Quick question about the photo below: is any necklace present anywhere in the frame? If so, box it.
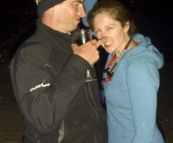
[103,37,132,83]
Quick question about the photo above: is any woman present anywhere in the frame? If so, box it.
[88,0,164,143]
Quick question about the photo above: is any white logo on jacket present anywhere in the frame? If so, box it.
[30,83,50,92]
[35,0,41,5]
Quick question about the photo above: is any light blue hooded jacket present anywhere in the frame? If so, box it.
[103,34,164,143]
[82,0,97,27]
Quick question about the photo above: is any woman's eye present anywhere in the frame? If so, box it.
[94,30,98,34]
[107,27,113,30]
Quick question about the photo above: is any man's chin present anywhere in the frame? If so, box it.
[68,25,78,32]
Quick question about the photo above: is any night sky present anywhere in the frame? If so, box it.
[0,0,173,63]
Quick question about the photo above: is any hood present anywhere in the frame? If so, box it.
[122,34,164,69]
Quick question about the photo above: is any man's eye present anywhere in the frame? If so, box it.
[74,3,80,7]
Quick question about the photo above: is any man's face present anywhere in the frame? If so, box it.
[52,0,86,33]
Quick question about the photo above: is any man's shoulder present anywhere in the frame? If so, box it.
[12,35,51,62]
[24,34,51,48]
[17,34,51,53]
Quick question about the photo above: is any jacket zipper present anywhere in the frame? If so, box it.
[84,82,99,143]
[84,83,99,121]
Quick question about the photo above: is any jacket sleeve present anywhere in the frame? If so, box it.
[126,58,160,143]
[10,44,90,133]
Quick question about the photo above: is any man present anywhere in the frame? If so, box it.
[10,0,107,143]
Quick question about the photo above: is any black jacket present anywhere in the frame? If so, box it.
[10,19,107,143]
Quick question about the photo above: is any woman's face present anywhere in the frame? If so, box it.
[93,12,129,53]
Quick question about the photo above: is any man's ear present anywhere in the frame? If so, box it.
[48,7,54,15]
[42,7,54,21]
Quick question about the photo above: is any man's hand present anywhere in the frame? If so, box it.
[71,38,106,65]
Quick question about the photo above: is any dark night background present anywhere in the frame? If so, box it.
[0,0,173,143]
[0,0,173,64]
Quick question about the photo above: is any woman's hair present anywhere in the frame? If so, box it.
[88,0,137,36]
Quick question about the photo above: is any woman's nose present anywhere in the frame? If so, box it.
[101,32,107,38]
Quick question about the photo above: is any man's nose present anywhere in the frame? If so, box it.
[78,6,86,18]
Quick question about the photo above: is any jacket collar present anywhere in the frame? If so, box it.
[35,19,73,51]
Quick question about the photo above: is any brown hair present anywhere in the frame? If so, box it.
[88,0,137,36]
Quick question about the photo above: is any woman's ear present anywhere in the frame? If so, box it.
[124,21,130,33]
